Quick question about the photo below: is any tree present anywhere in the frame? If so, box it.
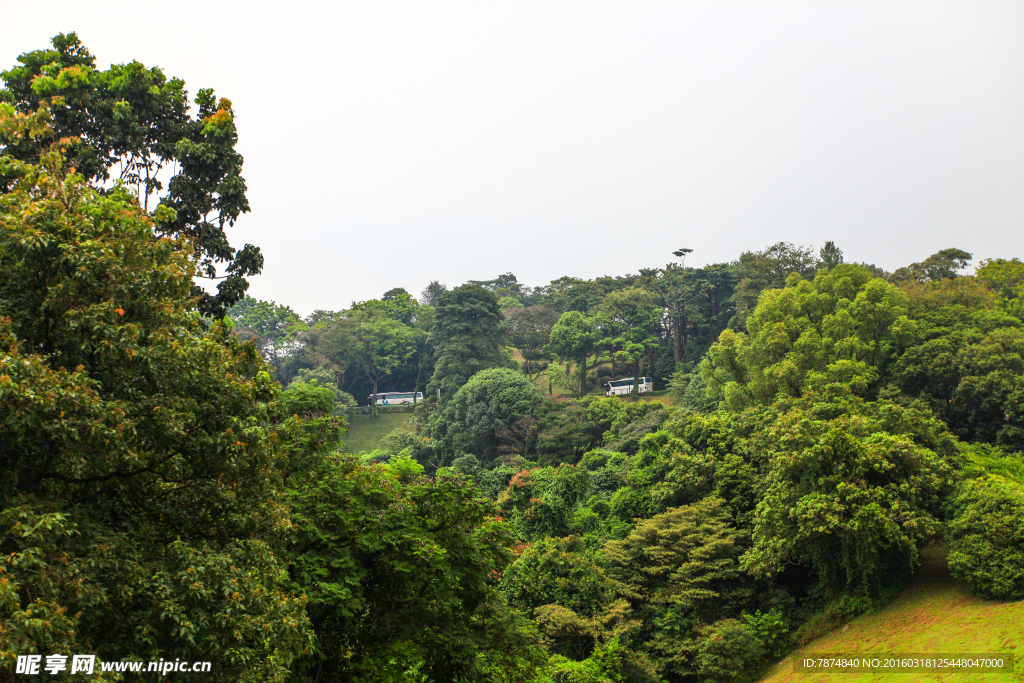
[818,241,844,270]
[0,121,311,679]
[730,242,817,329]
[654,263,697,364]
[889,248,972,284]
[469,271,521,292]
[549,311,599,397]
[689,264,740,350]
[428,284,510,402]
[740,391,956,601]
[430,368,543,463]
[598,289,661,397]
[228,297,305,367]
[602,498,750,681]
[420,279,448,305]
[890,277,1024,449]
[505,305,559,380]
[703,264,917,410]
[351,288,419,325]
[1,33,260,317]
[947,475,1024,601]
[347,311,421,416]
[976,257,1024,319]
[287,455,546,682]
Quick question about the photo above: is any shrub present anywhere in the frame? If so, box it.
[430,367,543,462]
[947,477,1024,600]
[280,378,337,416]
[695,619,765,683]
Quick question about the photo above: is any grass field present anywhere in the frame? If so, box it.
[757,545,1024,683]
[342,412,415,453]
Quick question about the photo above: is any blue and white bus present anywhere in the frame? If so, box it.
[605,377,653,397]
[368,391,424,406]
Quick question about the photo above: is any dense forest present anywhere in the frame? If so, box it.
[2,34,1023,683]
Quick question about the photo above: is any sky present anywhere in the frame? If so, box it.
[3,0,1023,316]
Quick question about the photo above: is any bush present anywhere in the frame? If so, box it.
[430,367,543,462]
[695,619,765,683]
[947,477,1024,600]
[535,400,600,466]
[280,378,337,416]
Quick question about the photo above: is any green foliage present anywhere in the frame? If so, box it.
[289,368,357,408]
[280,378,336,416]
[668,366,720,413]
[2,33,260,316]
[818,241,844,270]
[890,277,1024,450]
[500,296,525,311]
[694,619,764,683]
[501,536,617,621]
[550,311,599,396]
[0,142,311,678]
[350,288,420,325]
[704,265,917,410]
[546,638,627,683]
[602,402,668,454]
[429,284,510,402]
[535,400,601,466]
[346,310,422,413]
[976,257,1024,319]
[286,455,546,682]
[419,279,448,306]
[742,608,790,658]
[740,391,957,600]
[447,454,522,498]
[603,498,751,682]
[889,248,972,284]
[432,367,543,463]
[947,476,1024,600]
[598,290,660,397]
[730,242,817,330]
[501,465,596,539]
[506,305,559,379]
[228,298,305,365]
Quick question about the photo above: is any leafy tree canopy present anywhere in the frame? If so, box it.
[1,33,261,317]
[431,367,543,463]
[703,264,918,410]
[0,126,311,678]
[429,284,510,402]
[889,248,972,284]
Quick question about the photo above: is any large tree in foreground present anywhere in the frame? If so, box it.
[0,109,311,680]
[1,32,260,317]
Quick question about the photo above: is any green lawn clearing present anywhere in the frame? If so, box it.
[342,412,415,453]
[758,545,1024,683]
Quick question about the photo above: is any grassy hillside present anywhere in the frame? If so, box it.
[343,412,415,453]
[758,546,1024,683]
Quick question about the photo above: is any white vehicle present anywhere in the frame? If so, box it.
[368,391,424,406]
[605,377,653,397]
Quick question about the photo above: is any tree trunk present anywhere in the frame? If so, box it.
[579,352,588,396]
[673,311,682,363]
[681,303,688,349]
[371,379,378,420]
[632,358,640,399]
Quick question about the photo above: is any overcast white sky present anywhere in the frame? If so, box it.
[4,1,1023,315]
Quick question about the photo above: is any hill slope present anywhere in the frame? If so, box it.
[343,412,415,453]
[759,546,1024,683]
